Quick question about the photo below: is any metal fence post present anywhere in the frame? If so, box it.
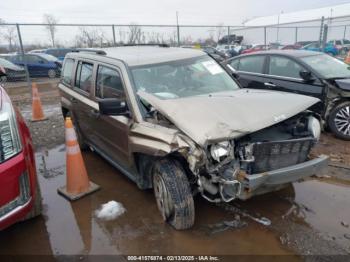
[177,25,180,47]
[344,25,347,39]
[264,27,267,46]
[16,24,31,89]
[227,26,230,44]
[112,25,116,46]
[295,27,298,43]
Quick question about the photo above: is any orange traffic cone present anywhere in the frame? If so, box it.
[344,50,350,64]
[31,83,46,122]
[58,117,100,201]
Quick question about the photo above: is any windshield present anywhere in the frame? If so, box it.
[301,54,350,79]
[131,56,239,100]
[37,53,58,62]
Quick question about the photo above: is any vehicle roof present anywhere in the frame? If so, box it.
[233,50,322,59]
[96,46,206,66]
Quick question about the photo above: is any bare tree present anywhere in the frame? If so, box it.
[3,26,17,52]
[75,27,107,48]
[215,23,225,43]
[128,23,142,44]
[43,14,58,47]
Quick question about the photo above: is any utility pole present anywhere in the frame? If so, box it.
[176,11,180,47]
[16,24,31,88]
[276,11,283,44]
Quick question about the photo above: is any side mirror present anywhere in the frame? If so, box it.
[299,70,314,82]
[99,98,129,116]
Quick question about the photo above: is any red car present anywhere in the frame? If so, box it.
[0,85,41,230]
[241,44,268,54]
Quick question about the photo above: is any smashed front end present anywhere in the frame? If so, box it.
[197,113,329,202]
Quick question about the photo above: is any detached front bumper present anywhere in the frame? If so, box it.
[238,155,329,200]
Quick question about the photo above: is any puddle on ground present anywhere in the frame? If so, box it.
[1,144,349,256]
[31,145,297,256]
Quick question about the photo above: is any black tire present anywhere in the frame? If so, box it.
[24,175,42,220]
[0,75,7,83]
[153,159,195,230]
[66,112,88,150]
[328,101,350,140]
[48,69,56,78]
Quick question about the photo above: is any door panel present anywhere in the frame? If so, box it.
[89,64,133,170]
[234,55,268,89]
[266,55,325,100]
[72,61,95,142]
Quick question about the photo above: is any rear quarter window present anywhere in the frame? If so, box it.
[61,58,75,86]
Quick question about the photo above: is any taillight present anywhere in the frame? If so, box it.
[0,101,21,163]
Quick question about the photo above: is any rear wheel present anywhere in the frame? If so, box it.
[328,102,350,140]
[0,75,7,83]
[153,159,195,230]
[48,69,56,78]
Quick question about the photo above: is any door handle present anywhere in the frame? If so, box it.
[264,82,276,87]
[70,97,77,103]
[89,109,100,118]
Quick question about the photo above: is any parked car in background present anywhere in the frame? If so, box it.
[0,85,42,230]
[59,46,327,229]
[202,46,228,61]
[282,44,300,50]
[241,44,269,54]
[327,39,350,54]
[0,58,26,82]
[29,48,74,61]
[224,50,350,140]
[302,42,339,56]
[6,53,61,78]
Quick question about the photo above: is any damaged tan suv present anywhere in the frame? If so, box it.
[59,46,328,230]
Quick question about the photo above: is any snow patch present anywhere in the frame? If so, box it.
[95,201,126,221]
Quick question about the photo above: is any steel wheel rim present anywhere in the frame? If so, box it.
[153,172,174,221]
[0,76,7,83]
[334,106,350,136]
[48,69,56,78]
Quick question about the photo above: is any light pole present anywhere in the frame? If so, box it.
[276,11,283,43]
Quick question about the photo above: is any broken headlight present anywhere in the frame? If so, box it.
[308,116,321,141]
[0,101,21,163]
[210,141,231,162]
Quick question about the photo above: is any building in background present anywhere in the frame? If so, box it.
[231,3,350,45]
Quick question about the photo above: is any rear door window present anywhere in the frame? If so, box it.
[75,61,93,93]
[268,56,304,79]
[228,59,239,70]
[238,56,265,74]
[61,58,75,86]
[96,65,125,99]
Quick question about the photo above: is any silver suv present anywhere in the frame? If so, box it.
[59,46,328,230]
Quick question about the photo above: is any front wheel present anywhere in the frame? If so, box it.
[0,75,7,83]
[328,102,350,140]
[153,159,195,230]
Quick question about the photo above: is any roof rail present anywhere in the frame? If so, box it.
[121,44,170,48]
[72,48,107,55]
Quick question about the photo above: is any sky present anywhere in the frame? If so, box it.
[1,0,350,25]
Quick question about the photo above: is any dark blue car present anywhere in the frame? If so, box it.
[7,53,61,78]
[29,48,74,61]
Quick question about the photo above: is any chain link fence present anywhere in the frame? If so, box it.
[0,21,349,91]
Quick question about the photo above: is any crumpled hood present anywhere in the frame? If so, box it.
[139,89,320,147]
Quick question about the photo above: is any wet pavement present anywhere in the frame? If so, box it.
[1,81,350,259]
[1,142,349,258]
